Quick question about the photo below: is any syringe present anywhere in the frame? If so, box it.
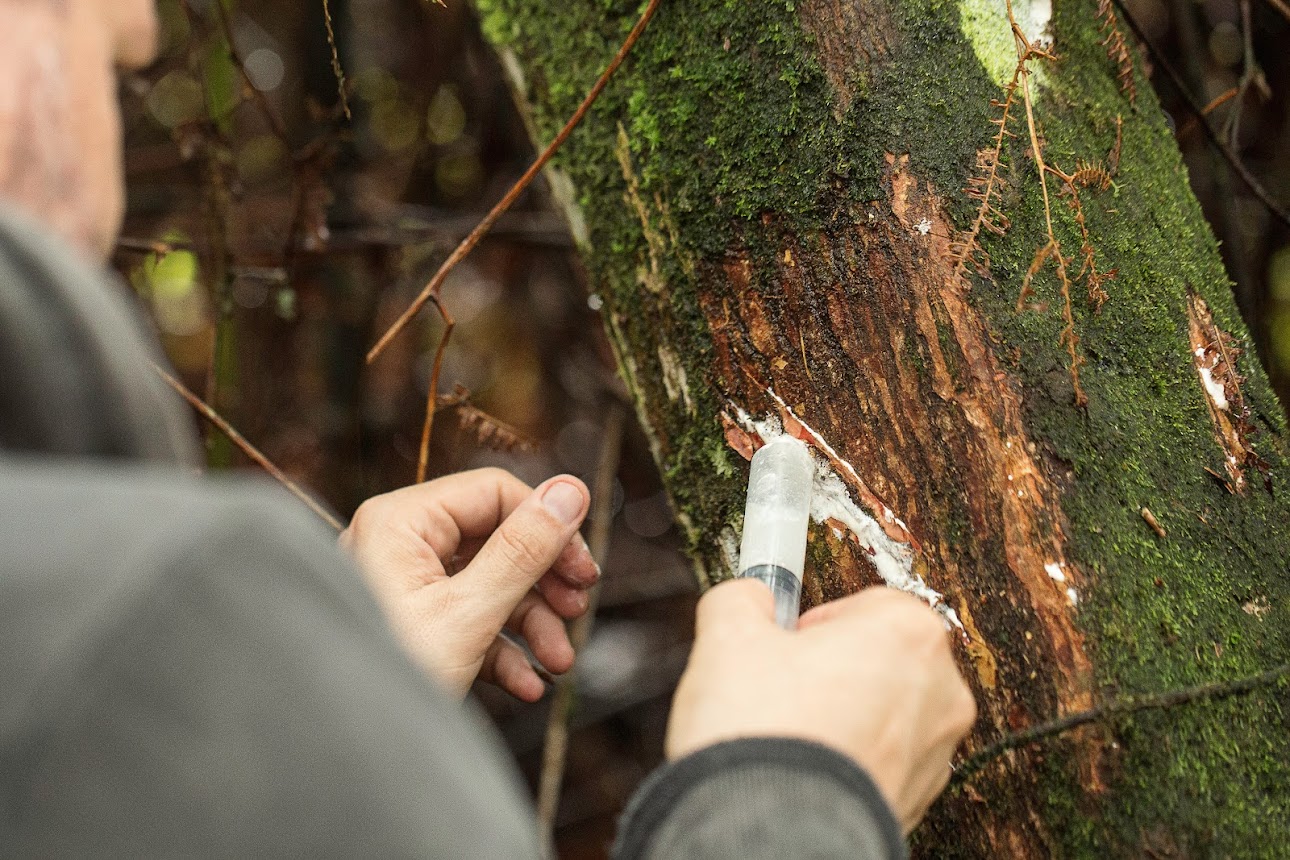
[736,436,815,629]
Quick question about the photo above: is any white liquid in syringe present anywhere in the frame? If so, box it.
[736,437,815,628]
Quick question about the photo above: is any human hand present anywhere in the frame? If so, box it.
[340,468,599,702]
[664,580,976,833]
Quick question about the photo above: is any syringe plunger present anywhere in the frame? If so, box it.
[737,437,815,629]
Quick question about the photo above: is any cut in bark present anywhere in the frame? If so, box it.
[474,0,1290,855]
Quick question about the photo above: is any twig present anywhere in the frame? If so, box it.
[365,0,662,364]
[1111,0,1290,229]
[116,237,193,255]
[209,0,292,145]
[535,404,628,847]
[153,363,346,532]
[176,0,238,463]
[415,297,455,483]
[1266,0,1290,23]
[117,240,288,283]
[1200,87,1239,117]
[951,661,1290,787]
[322,0,352,121]
[199,150,235,433]
[1224,0,1259,144]
[1140,506,1166,537]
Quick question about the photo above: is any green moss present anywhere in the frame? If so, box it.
[477,0,1290,852]
[957,0,1028,86]
[707,435,736,478]
[953,0,1290,853]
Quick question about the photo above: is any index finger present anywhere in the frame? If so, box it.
[796,586,930,630]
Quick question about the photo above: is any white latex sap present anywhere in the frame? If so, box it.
[737,437,814,627]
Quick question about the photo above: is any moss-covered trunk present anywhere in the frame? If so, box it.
[473,0,1290,854]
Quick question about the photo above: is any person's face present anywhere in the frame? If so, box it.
[0,0,158,258]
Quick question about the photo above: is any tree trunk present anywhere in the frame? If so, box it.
[473,0,1290,854]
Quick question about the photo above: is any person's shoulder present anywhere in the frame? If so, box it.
[0,455,355,730]
[0,453,336,573]
[1,456,544,859]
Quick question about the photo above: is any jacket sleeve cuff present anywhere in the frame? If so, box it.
[613,737,906,860]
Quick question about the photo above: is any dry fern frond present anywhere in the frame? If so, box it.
[1070,159,1113,191]
[437,385,537,453]
[950,72,1022,279]
[1107,114,1123,175]
[1060,179,1115,311]
[455,406,536,453]
[1097,0,1137,104]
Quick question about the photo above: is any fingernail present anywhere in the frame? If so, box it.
[541,480,584,525]
[576,536,602,579]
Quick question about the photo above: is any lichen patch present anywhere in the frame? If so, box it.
[614,124,669,295]
[658,345,695,413]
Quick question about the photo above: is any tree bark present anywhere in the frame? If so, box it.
[473,0,1290,855]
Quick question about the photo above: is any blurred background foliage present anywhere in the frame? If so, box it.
[114,0,1288,855]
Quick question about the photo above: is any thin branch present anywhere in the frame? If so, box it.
[535,404,627,847]
[1224,0,1258,144]
[365,0,663,364]
[322,0,352,121]
[209,0,292,145]
[153,363,346,532]
[415,297,455,484]
[1111,0,1290,229]
[194,123,237,461]
[116,237,193,255]
[117,241,288,283]
[1266,0,1290,23]
[1200,87,1239,116]
[951,661,1290,787]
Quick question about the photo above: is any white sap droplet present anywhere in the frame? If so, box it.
[1199,365,1229,411]
[730,400,963,632]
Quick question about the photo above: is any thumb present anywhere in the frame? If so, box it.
[695,577,779,639]
[451,476,589,630]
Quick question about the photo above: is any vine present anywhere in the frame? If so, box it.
[950,660,1290,787]
[366,0,662,482]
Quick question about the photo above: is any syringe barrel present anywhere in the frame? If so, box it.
[739,564,804,629]
[736,437,814,629]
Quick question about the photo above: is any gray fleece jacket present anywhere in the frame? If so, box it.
[0,203,904,859]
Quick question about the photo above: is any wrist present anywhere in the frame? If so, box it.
[616,737,907,860]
